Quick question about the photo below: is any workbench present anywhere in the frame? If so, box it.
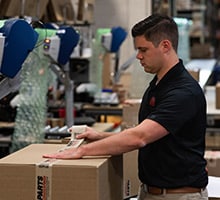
[44,122,115,144]
[82,104,123,122]
[0,122,14,158]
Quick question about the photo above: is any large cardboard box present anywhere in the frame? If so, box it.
[0,144,123,200]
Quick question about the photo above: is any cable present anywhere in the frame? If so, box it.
[30,20,48,49]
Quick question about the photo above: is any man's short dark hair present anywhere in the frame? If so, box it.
[131,14,178,52]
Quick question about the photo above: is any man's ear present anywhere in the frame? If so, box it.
[160,40,172,53]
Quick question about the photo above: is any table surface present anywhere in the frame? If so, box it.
[44,122,115,144]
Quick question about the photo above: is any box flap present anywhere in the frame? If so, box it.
[0,144,109,167]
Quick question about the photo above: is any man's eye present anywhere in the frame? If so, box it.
[140,48,147,53]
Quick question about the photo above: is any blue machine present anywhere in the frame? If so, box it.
[0,18,38,78]
[42,24,80,65]
[101,26,127,53]
[57,26,79,65]
[38,24,80,126]
[101,26,127,84]
[0,18,38,99]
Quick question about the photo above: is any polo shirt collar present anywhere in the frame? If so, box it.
[150,59,184,88]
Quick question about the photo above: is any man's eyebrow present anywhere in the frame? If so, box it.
[137,47,147,50]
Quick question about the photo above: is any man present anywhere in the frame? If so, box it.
[43,14,208,200]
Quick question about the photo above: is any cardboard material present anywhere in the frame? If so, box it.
[102,53,112,89]
[122,100,141,198]
[122,99,141,129]
[191,43,212,59]
[48,0,75,23]
[123,150,140,199]
[206,130,220,150]
[0,144,123,200]
[216,83,220,109]
[0,0,49,18]
[77,0,95,23]
[205,151,220,177]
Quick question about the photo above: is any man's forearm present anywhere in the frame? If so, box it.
[100,132,116,139]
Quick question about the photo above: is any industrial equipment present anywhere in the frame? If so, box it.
[0,18,38,99]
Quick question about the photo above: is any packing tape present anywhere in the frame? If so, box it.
[35,159,59,200]
[35,125,87,199]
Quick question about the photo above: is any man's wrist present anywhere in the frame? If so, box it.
[77,144,86,158]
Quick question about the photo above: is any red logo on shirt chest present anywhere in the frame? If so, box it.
[149,96,156,107]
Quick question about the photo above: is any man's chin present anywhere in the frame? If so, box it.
[144,67,152,73]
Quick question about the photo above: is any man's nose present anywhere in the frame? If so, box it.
[136,52,143,60]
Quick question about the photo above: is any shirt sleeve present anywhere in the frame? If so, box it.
[147,88,198,134]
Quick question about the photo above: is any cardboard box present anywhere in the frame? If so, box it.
[0,144,123,200]
[206,131,220,150]
[190,43,212,59]
[47,0,75,23]
[122,99,141,128]
[122,100,141,198]
[205,151,220,177]
[0,0,49,18]
[123,150,140,199]
[216,83,220,109]
[77,0,95,23]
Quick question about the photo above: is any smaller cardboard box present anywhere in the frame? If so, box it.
[123,150,140,199]
[205,151,220,177]
[122,99,141,198]
[122,99,141,128]
[0,144,123,200]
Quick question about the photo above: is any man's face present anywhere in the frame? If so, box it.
[134,35,163,74]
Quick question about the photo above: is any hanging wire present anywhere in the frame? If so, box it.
[30,20,48,49]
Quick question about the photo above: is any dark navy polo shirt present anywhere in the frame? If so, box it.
[138,60,208,188]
